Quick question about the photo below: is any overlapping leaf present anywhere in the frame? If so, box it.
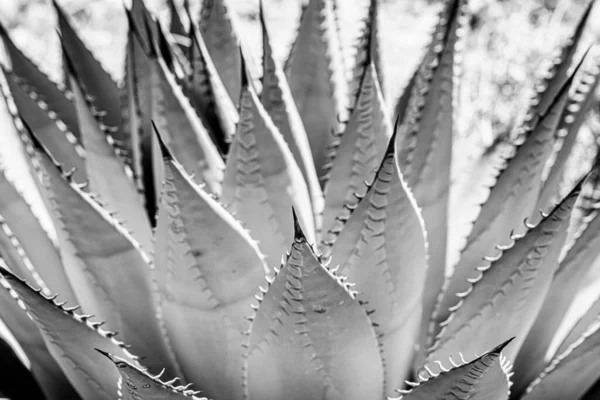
[222,75,315,267]
[243,214,384,400]
[153,130,268,400]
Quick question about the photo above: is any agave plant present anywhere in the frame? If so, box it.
[0,0,599,399]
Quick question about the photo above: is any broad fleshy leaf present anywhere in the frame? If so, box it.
[427,174,584,370]
[0,167,76,303]
[285,0,346,183]
[321,60,391,239]
[520,316,600,400]
[395,0,467,346]
[53,0,124,145]
[97,350,206,400]
[198,0,241,106]
[0,67,86,184]
[0,257,80,400]
[243,213,384,400]
[222,76,315,267]
[0,336,47,399]
[153,128,268,400]
[27,127,179,377]
[323,136,426,394]
[67,63,153,251]
[392,339,513,400]
[555,291,600,358]
[0,22,80,139]
[431,66,576,342]
[184,24,238,154]
[0,266,140,400]
[260,3,324,234]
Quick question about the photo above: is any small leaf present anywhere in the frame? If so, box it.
[259,2,324,238]
[428,175,584,370]
[0,266,139,400]
[0,258,80,400]
[321,60,391,239]
[198,0,242,106]
[0,22,80,139]
[96,350,206,400]
[153,129,267,400]
[184,24,238,154]
[285,0,347,184]
[27,126,180,377]
[0,67,86,185]
[323,137,427,395]
[222,75,315,267]
[244,213,384,400]
[392,339,513,400]
[53,0,124,145]
[67,61,153,252]
[395,0,467,347]
[520,316,600,400]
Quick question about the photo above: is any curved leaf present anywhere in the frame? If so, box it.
[222,78,315,267]
[323,136,427,395]
[555,291,600,358]
[67,65,152,251]
[395,0,467,345]
[285,0,346,183]
[198,0,241,106]
[427,175,583,371]
[393,339,513,400]
[153,129,268,400]
[0,67,86,185]
[28,128,179,377]
[0,335,47,399]
[53,0,124,144]
[260,3,324,234]
[0,22,80,139]
[184,25,238,154]
[321,60,391,239]
[521,316,600,400]
[0,167,75,303]
[0,258,80,400]
[431,68,575,342]
[0,266,140,400]
[243,214,384,400]
[96,350,206,400]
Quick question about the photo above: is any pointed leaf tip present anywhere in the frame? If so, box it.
[492,337,516,354]
[151,120,173,162]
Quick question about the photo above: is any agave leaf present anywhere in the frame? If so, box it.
[97,350,206,400]
[222,74,315,267]
[53,0,124,146]
[0,266,140,400]
[259,3,324,236]
[537,55,600,213]
[153,129,267,400]
[347,0,384,111]
[431,67,576,342]
[427,174,584,370]
[514,171,600,392]
[555,290,600,359]
[528,0,593,122]
[184,24,238,154]
[129,0,156,55]
[0,67,87,185]
[67,62,153,251]
[392,339,513,400]
[27,128,179,377]
[0,22,80,139]
[0,164,76,305]
[244,213,384,400]
[322,136,427,395]
[198,0,242,106]
[520,316,600,400]
[0,335,48,399]
[321,60,391,239]
[285,0,346,183]
[167,0,188,49]
[395,0,467,346]
[0,258,80,400]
